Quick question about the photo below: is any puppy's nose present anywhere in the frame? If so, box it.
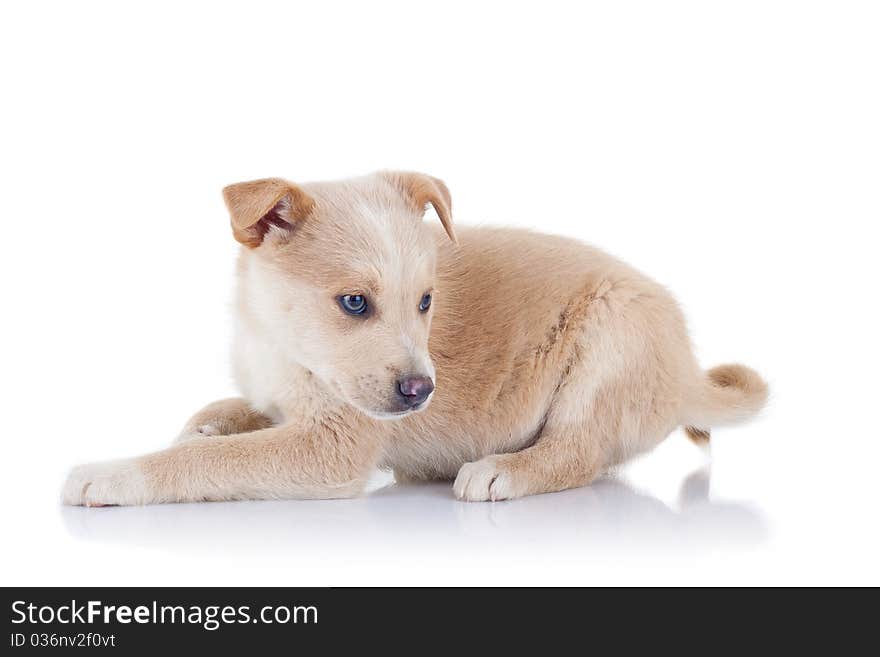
[397,376,434,407]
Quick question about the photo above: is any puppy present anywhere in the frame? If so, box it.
[62,171,767,506]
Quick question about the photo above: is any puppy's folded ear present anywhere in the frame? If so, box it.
[222,178,315,248]
[381,171,456,243]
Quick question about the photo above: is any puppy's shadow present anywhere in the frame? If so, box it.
[60,466,766,558]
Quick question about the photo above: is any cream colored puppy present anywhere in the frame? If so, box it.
[62,171,767,506]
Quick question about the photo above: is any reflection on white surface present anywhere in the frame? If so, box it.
[60,466,766,561]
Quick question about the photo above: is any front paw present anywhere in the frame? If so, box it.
[61,458,150,507]
[453,456,525,502]
[174,423,221,444]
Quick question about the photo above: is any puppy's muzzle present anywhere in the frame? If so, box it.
[396,376,434,408]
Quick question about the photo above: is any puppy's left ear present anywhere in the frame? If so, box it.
[381,171,456,243]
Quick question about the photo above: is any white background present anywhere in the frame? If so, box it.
[1,1,878,586]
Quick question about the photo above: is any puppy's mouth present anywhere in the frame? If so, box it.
[363,396,433,420]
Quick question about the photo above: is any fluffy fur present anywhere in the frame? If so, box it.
[62,171,767,506]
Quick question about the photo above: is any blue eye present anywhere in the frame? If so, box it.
[419,293,432,313]
[339,294,368,315]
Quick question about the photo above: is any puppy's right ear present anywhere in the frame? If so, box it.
[222,178,315,248]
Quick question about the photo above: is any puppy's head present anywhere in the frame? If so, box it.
[224,171,455,419]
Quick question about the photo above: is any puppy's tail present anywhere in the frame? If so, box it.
[682,364,768,445]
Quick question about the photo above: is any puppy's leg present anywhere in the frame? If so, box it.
[455,279,688,501]
[62,421,380,506]
[453,419,602,502]
[454,350,606,502]
[175,397,274,443]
